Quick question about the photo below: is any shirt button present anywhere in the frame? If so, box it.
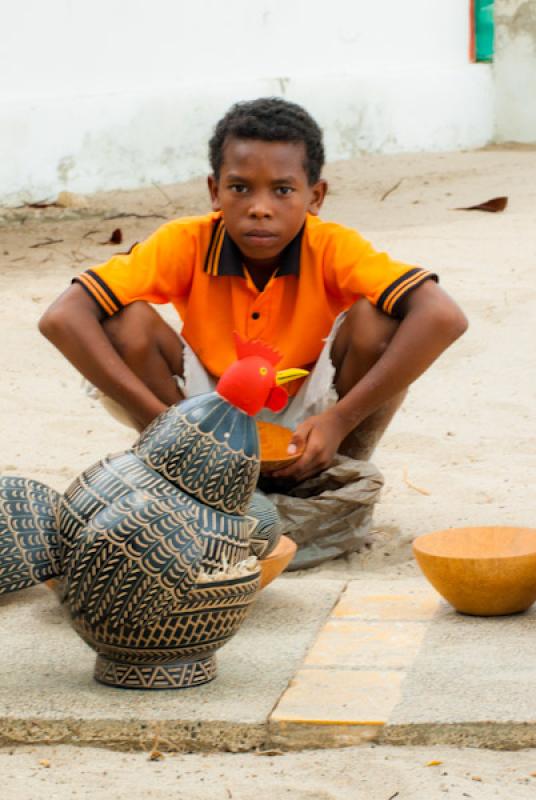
[251,312,260,320]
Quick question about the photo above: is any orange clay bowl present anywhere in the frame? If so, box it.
[259,535,297,589]
[257,420,303,472]
[413,526,536,616]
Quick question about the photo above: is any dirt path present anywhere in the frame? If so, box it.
[3,743,536,799]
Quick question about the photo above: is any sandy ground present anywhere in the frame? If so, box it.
[1,146,535,795]
[3,743,536,799]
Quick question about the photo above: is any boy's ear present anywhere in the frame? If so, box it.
[207,175,221,211]
[308,179,328,216]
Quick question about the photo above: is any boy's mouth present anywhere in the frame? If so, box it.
[245,229,277,238]
[244,229,278,247]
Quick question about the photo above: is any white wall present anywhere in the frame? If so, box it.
[494,0,536,142]
[0,0,494,205]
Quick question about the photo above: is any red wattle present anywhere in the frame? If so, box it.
[265,386,288,412]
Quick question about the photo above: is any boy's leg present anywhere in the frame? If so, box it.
[330,299,405,461]
[103,301,184,408]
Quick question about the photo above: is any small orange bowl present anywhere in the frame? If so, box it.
[413,526,536,616]
[257,420,303,472]
[259,535,297,589]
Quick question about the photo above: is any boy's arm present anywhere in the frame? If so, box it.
[39,284,167,430]
[274,281,468,482]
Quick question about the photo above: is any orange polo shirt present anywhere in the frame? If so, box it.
[75,212,437,393]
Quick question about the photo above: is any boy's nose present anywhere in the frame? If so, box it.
[248,194,273,218]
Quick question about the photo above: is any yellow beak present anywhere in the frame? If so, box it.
[275,368,310,386]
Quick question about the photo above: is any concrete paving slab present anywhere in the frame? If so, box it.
[0,578,344,751]
[383,597,536,748]
[5,575,536,752]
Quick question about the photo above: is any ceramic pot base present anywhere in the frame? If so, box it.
[94,654,217,689]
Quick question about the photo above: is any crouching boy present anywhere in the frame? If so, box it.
[39,97,467,485]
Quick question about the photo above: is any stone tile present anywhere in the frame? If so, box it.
[333,580,440,621]
[304,619,428,669]
[271,669,402,725]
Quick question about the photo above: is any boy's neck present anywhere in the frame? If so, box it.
[243,257,279,292]
[237,248,283,291]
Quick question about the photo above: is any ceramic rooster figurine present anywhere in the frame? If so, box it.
[0,335,306,689]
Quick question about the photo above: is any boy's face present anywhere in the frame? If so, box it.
[208,137,327,267]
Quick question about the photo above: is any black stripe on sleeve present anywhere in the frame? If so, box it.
[376,268,422,313]
[71,277,113,317]
[390,273,439,317]
[85,269,123,311]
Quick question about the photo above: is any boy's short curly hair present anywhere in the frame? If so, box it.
[209,97,325,185]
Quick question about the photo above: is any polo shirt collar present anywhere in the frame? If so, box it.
[204,217,304,278]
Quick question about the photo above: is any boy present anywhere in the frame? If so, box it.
[39,98,467,483]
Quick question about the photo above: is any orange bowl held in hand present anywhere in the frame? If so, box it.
[257,421,304,472]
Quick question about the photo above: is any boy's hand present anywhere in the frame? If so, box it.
[268,409,347,483]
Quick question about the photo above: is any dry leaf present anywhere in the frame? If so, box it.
[26,200,56,209]
[109,228,123,245]
[148,750,164,761]
[23,192,88,210]
[380,178,403,202]
[471,775,482,782]
[456,196,508,213]
[100,228,124,245]
[426,760,443,767]
[39,759,51,768]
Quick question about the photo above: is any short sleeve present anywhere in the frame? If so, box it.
[323,225,438,318]
[73,219,198,316]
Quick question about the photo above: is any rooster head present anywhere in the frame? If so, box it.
[215,334,309,416]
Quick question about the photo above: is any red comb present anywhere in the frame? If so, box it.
[233,332,282,367]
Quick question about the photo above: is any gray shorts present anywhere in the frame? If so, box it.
[84,314,345,431]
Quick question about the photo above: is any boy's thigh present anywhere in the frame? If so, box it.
[263,301,399,431]
[103,301,183,374]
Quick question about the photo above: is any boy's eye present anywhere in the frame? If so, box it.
[275,186,294,196]
[229,183,248,193]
